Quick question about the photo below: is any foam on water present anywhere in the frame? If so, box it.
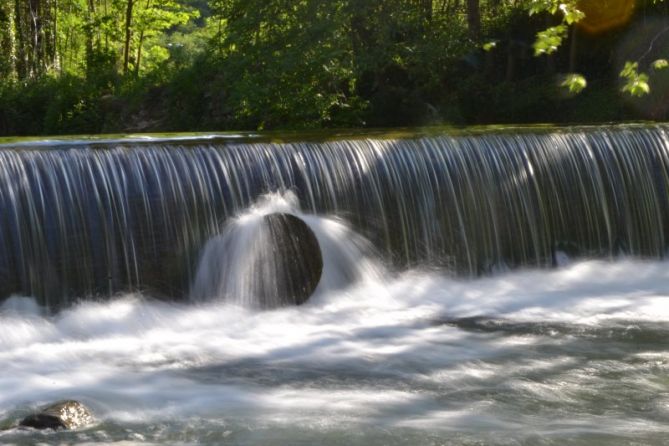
[1,261,669,442]
[1,197,668,443]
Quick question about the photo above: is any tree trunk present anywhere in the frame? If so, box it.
[569,26,578,72]
[422,0,432,23]
[85,0,95,72]
[544,15,555,75]
[52,0,59,72]
[135,30,144,77]
[466,0,480,40]
[42,0,58,72]
[15,0,28,79]
[134,0,152,78]
[0,0,16,78]
[506,41,516,81]
[103,0,109,50]
[28,0,43,76]
[123,0,134,74]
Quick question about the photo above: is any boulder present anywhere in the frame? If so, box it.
[255,213,323,307]
[19,400,94,430]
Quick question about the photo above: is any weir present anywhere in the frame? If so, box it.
[1,124,669,307]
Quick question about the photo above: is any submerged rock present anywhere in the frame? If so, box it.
[19,400,94,430]
[191,208,328,308]
[257,213,323,307]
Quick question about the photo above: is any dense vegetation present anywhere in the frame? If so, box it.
[1,0,669,136]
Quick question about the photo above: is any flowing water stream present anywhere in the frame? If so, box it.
[0,126,668,444]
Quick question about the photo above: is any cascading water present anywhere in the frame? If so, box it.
[1,125,669,444]
[190,192,377,307]
[1,126,669,305]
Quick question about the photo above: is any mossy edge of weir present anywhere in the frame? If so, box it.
[0,121,662,149]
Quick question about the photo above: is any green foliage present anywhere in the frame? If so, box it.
[2,0,669,136]
[0,2,15,79]
[561,73,587,94]
[528,0,669,97]
[482,41,497,52]
[215,0,363,128]
[526,0,582,22]
[533,24,567,56]
[652,59,669,70]
[620,62,651,97]
[527,1,583,58]
[132,0,200,74]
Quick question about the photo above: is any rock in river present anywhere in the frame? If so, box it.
[19,400,94,430]
[256,213,323,307]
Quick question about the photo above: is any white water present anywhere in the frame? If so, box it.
[191,192,378,307]
[1,198,669,444]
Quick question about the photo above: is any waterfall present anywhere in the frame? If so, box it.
[1,125,669,307]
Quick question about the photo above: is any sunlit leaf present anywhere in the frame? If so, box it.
[620,62,651,96]
[652,59,669,70]
[534,25,567,56]
[620,61,639,78]
[561,73,587,93]
[482,41,497,52]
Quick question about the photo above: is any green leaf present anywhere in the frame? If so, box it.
[620,61,638,78]
[482,41,497,52]
[620,62,651,96]
[625,80,651,96]
[527,0,556,16]
[533,25,567,56]
[560,4,585,24]
[652,59,669,70]
[561,73,587,93]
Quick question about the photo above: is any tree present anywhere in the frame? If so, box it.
[123,0,134,74]
[0,0,16,78]
[467,0,481,40]
[131,0,198,76]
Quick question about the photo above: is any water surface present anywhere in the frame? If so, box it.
[1,252,668,445]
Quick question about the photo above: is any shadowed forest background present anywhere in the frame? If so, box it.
[1,0,669,136]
